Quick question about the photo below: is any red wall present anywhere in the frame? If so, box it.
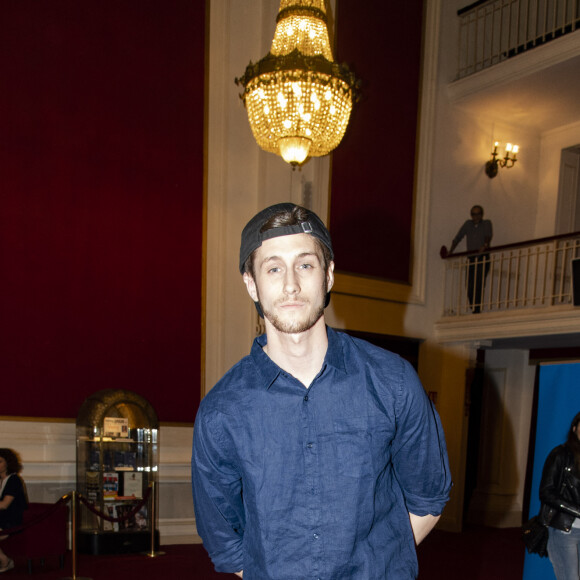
[330,1,424,283]
[0,2,205,422]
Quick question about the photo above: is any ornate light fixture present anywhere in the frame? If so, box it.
[485,141,519,178]
[235,0,360,167]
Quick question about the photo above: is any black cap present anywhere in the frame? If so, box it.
[239,203,334,274]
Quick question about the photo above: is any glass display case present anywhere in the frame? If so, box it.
[76,389,159,554]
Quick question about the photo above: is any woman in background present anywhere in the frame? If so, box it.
[0,449,27,573]
[540,412,580,580]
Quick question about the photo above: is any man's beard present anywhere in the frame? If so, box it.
[262,298,326,334]
[257,280,328,335]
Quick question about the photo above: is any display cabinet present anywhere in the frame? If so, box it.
[76,389,159,554]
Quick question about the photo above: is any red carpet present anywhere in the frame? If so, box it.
[3,525,523,579]
[417,525,524,579]
[4,544,238,579]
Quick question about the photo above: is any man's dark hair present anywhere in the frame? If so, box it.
[0,448,22,475]
[244,206,333,279]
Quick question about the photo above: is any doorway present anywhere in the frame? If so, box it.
[555,145,580,234]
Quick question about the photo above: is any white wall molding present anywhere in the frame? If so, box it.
[159,517,200,545]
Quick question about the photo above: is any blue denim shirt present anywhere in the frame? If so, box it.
[192,327,452,580]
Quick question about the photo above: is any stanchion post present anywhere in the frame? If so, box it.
[144,481,164,558]
[62,491,92,580]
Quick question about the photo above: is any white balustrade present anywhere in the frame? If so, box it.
[457,0,580,78]
[443,235,580,315]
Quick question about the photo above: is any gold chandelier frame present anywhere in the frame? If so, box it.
[235,1,360,166]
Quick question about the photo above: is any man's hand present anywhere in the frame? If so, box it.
[409,513,440,545]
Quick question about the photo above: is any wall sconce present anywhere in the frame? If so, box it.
[485,142,519,178]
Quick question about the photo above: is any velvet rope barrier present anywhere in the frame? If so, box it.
[0,494,70,538]
[77,485,151,523]
[0,484,159,579]
[0,485,161,580]
[0,486,151,537]
[64,485,154,580]
[62,490,91,580]
[78,483,162,559]
[143,480,164,558]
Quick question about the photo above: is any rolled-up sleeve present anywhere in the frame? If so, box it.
[390,359,452,516]
[192,408,245,573]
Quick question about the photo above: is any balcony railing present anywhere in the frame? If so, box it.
[457,0,580,78]
[441,232,580,316]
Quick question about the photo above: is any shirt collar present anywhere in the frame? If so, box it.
[250,334,280,390]
[325,326,348,375]
[250,326,348,390]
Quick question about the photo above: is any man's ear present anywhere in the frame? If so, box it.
[243,271,259,302]
[326,261,335,293]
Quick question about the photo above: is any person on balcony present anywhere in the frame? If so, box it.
[0,448,28,573]
[448,205,493,313]
[192,203,452,580]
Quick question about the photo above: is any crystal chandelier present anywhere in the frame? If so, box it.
[235,0,360,167]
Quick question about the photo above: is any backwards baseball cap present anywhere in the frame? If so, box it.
[239,202,334,274]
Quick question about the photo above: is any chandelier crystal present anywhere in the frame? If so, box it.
[236,0,360,167]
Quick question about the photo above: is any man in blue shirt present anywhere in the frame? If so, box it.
[192,203,452,579]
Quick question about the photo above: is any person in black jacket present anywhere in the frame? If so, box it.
[540,412,580,580]
[0,449,27,573]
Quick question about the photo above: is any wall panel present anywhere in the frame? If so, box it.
[0,2,205,421]
[330,0,424,283]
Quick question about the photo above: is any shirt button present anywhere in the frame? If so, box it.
[307,443,313,448]
[313,533,319,539]
[303,395,309,402]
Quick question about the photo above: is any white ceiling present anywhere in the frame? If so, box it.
[448,33,580,134]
